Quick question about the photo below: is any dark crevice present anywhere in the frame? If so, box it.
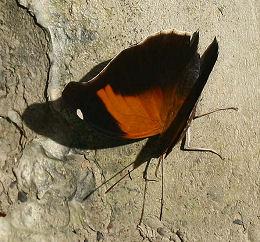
[176,230,184,242]
[44,49,52,104]
[15,0,52,104]
[0,115,27,150]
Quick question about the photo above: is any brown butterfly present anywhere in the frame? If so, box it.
[62,30,219,220]
[62,30,218,158]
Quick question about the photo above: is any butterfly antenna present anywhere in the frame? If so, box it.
[105,166,138,193]
[83,160,136,200]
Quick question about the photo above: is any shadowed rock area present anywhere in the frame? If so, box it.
[0,0,260,241]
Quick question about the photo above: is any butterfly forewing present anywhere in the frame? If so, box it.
[62,30,202,142]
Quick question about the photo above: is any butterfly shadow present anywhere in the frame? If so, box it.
[23,57,204,223]
[22,59,160,166]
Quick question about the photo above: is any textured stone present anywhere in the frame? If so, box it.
[0,0,259,241]
[0,0,49,226]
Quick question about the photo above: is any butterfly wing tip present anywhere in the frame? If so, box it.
[214,36,218,44]
[190,31,199,49]
[194,29,200,35]
[212,37,219,55]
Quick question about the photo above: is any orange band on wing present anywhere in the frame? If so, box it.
[97,84,164,139]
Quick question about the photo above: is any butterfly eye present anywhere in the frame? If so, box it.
[76,109,84,120]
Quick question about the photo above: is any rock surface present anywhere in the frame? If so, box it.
[0,0,259,241]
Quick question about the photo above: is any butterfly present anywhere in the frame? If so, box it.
[62,30,218,158]
[62,29,220,220]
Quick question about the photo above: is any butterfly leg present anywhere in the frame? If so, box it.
[144,155,164,220]
[180,128,224,159]
[143,160,157,182]
[159,154,164,221]
[181,106,238,159]
[193,107,238,120]
[138,175,149,225]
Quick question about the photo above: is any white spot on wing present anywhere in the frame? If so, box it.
[76,109,84,120]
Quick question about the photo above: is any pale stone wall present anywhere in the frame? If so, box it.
[0,0,259,241]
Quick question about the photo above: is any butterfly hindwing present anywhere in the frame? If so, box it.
[160,38,219,157]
